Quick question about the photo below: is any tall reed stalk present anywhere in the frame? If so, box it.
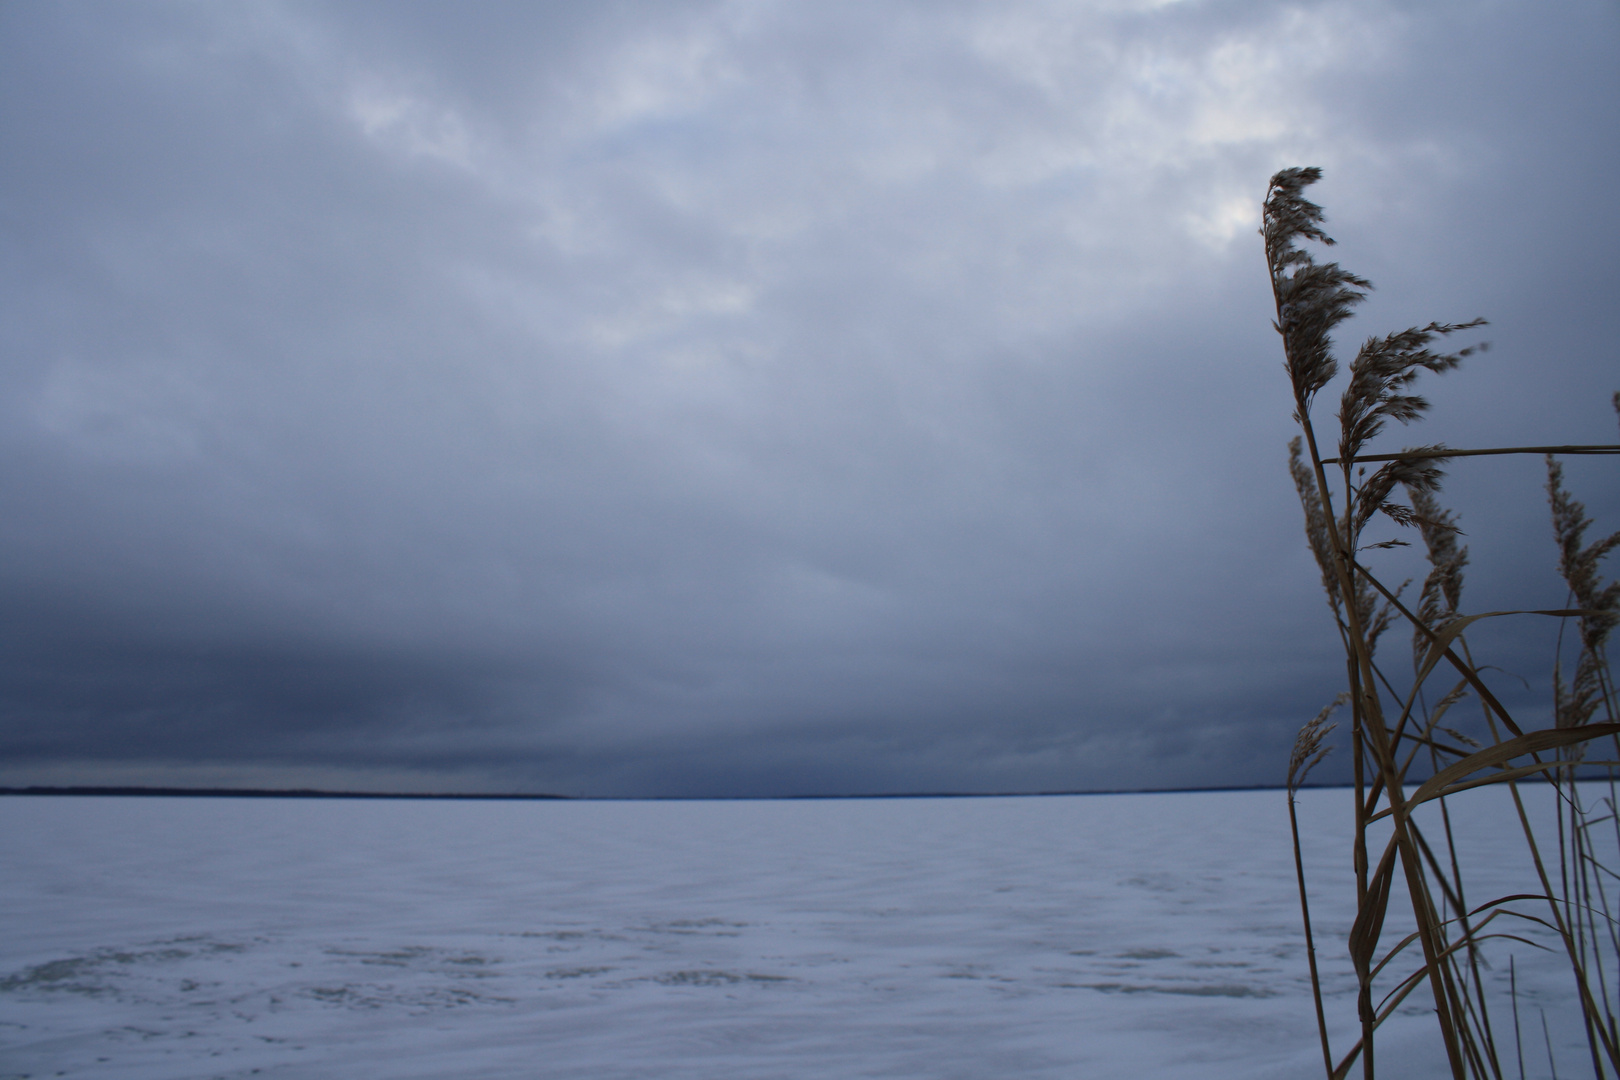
[1265,167,1620,1080]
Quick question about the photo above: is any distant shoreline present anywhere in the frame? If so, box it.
[0,783,1338,801]
[0,786,571,801]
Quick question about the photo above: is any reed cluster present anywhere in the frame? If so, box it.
[1267,167,1620,1080]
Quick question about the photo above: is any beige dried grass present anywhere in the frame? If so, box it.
[1267,167,1620,1080]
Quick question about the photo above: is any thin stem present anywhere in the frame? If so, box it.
[1322,445,1620,465]
[1293,788,1337,1077]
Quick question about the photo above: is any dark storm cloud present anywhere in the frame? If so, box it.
[1,0,1616,795]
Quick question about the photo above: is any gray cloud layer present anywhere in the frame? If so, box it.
[2,0,1617,795]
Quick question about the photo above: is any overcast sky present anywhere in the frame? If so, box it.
[1,0,1616,797]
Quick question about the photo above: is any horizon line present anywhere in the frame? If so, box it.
[0,782,1337,801]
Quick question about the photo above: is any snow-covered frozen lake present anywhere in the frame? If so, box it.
[0,787,1592,1079]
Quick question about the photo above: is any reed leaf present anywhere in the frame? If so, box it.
[1388,726,1620,817]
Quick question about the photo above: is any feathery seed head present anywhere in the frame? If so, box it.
[1547,455,1620,654]
[1288,694,1345,794]
[1337,321,1486,463]
[1263,169,1371,419]
[1289,437,1340,612]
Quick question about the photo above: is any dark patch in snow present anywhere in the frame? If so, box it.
[646,919,747,936]
[1081,982,1276,998]
[0,940,247,997]
[655,970,790,986]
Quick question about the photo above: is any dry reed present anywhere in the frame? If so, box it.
[1265,166,1620,1080]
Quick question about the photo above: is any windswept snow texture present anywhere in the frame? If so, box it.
[0,789,1591,1079]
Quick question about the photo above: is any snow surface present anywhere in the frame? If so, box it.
[0,787,1594,1079]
